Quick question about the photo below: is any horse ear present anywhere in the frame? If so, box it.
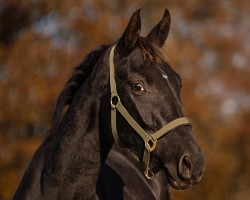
[117,9,141,53]
[147,9,171,48]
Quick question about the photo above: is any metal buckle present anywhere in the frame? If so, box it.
[110,93,120,109]
[145,136,157,152]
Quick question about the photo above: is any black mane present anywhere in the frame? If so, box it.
[52,45,110,130]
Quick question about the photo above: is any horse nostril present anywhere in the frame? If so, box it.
[178,155,192,180]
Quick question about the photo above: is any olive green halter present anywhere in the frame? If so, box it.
[109,45,192,179]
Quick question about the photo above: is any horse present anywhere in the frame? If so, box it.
[13,8,205,200]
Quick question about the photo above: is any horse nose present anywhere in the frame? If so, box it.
[178,150,206,181]
[178,155,192,179]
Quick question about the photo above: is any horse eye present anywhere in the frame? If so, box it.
[132,83,145,92]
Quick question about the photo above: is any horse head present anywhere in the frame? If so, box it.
[101,9,205,190]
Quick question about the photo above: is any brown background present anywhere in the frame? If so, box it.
[0,0,250,199]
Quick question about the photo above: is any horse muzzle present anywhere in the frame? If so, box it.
[164,151,205,190]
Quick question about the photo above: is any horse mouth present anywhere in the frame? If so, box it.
[163,168,191,190]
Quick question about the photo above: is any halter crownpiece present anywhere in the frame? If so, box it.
[109,45,192,179]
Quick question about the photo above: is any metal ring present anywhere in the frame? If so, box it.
[144,169,155,180]
[145,136,157,152]
[110,94,120,109]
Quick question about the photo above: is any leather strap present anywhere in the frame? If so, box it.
[152,117,191,140]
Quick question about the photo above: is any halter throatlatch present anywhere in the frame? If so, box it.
[109,45,192,180]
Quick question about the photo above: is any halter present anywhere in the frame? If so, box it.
[109,45,192,180]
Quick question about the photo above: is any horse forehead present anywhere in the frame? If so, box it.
[127,48,144,67]
[126,51,159,72]
[121,48,170,79]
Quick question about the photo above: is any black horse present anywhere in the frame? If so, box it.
[13,9,205,200]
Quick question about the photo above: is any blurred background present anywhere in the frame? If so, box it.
[0,0,249,199]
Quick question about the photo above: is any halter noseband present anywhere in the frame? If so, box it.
[109,45,192,180]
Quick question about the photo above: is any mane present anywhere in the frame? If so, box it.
[52,45,110,130]
[138,37,168,63]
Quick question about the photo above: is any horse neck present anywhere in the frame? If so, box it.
[41,56,112,198]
